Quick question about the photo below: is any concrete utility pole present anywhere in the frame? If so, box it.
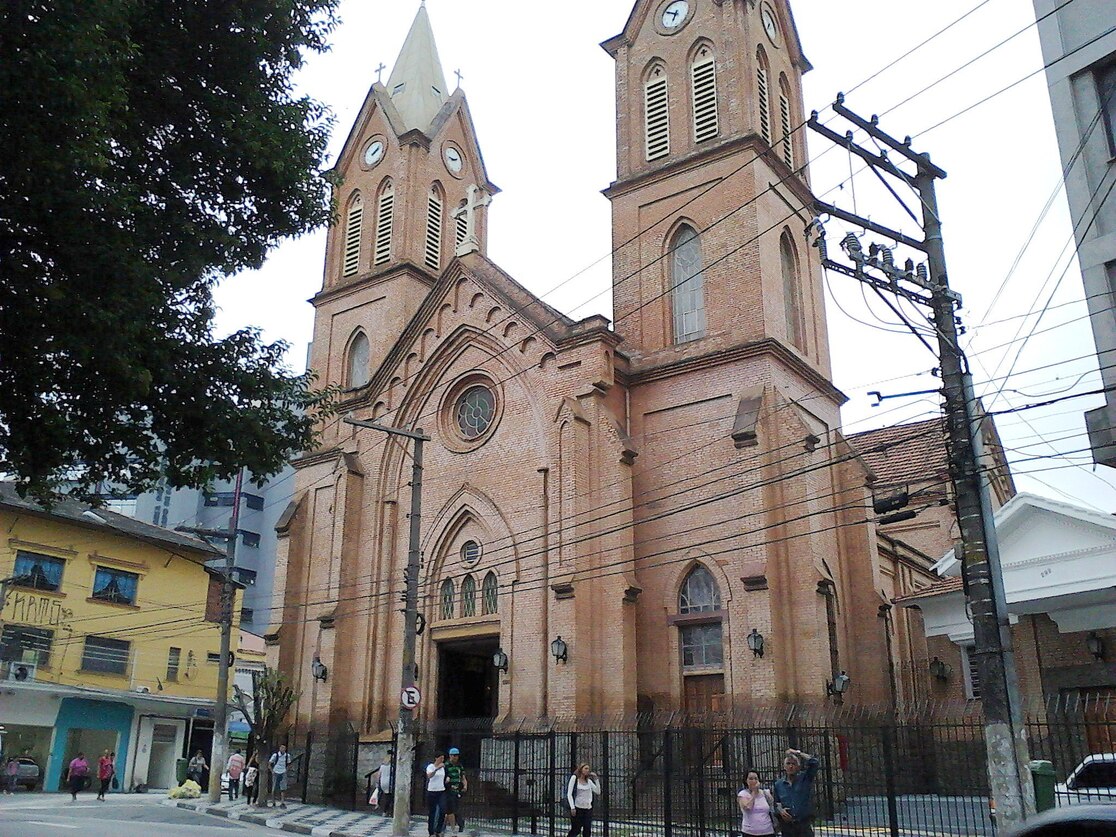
[343,415,429,837]
[808,97,1035,828]
[180,469,243,803]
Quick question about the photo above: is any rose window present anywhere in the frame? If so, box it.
[455,386,495,440]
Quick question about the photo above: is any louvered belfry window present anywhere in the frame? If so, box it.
[425,188,443,270]
[373,183,394,265]
[757,66,772,144]
[779,91,794,168]
[455,209,468,249]
[691,49,718,143]
[342,195,363,277]
[645,70,670,161]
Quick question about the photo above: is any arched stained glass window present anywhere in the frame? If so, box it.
[440,578,455,620]
[671,226,706,343]
[461,574,477,618]
[780,232,805,351]
[679,565,721,613]
[482,571,498,615]
[347,331,371,388]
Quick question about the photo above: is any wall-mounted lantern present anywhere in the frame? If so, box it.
[929,656,953,680]
[492,648,509,674]
[550,636,568,665]
[746,628,765,659]
[826,671,851,698]
[1086,632,1106,661]
[311,655,328,682]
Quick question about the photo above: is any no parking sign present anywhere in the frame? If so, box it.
[400,685,421,710]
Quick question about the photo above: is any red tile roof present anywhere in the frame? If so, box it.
[849,417,949,488]
[893,574,964,605]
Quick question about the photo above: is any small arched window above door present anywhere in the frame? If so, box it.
[679,565,721,613]
[440,578,455,620]
[482,571,498,615]
[461,574,477,618]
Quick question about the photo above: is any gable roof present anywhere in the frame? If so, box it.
[849,417,948,488]
[0,482,222,559]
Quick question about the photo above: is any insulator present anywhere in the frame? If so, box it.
[817,237,829,260]
[841,232,861,255]
[881,247,894,267]
[916,263,929,282]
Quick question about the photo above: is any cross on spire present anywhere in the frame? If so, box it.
[454,68,463,88]
[375,62,386,83]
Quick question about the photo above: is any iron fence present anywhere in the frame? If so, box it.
[395,701,1113,837]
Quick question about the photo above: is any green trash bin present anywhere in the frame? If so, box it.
[175,757,189,786]
[1030,759,1056,812]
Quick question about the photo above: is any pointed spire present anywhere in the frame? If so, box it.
[385,3,450,134]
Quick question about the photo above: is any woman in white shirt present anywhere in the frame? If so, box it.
[566,762,600,837]
[737,769,777,836]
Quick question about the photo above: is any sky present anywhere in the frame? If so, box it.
[211,0,1116,513]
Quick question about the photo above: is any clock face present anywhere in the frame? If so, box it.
[444,145,463,174]
[363,140,384,166]
[661,0,689,29]
[762,7,779,43]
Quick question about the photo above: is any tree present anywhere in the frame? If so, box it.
[233,666,300,808]
[0,0,340,500]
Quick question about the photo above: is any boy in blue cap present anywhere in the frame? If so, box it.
[444,747,468,834]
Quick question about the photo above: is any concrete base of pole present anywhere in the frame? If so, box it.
[392,725,415,837]
[985,721,1036,829]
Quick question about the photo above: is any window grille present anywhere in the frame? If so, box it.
[167,646,181,681]
[81,636,130,675]
[342,197,363,276]
[461,574,477,618]
[482,572,498,615]
[757,67,771,144]
[691,54,718,143]
[425,190,443,270]
[373,186,394,265]
[645,76,670,160]
[780,93,793,168]
[1,625,53,668]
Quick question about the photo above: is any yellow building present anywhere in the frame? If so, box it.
[0,482,240,792]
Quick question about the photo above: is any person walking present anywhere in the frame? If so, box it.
[773,748,820,837]
[226,748,245,800]
[566,762,600,837]
[187,750,208,786]
[268,744,292,808]
[738,769,777,836]
[444,748,468,834]
[425,752,448,837]
[5,756,18,794]
[96,750,115,800]
[243,758,259,805]
[67,752,89,802]
[370,752,393,817]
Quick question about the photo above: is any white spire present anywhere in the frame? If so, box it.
[385,4,450,134]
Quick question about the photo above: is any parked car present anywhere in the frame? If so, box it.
[1008,804,1116,836]
[14,756,41,791]
[1058,754,1116,806]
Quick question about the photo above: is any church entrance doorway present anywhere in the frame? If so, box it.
[437,637,499,721]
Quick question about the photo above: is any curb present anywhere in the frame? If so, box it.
[165,798,381,837]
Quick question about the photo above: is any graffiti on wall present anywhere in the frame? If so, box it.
[4,591,74,629]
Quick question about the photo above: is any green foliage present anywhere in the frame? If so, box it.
[233,665,300,807]
[0,0,341,500]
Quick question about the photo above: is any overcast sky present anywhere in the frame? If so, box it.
[211,0,1116,512]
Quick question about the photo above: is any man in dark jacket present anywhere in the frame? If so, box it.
[773,748,820,836]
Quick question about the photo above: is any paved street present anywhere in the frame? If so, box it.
[0,793,277,837]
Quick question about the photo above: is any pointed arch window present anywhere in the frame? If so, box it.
[425,186,444,271]
[440,578,456,620]
[691,46,719,143]
[373,182,395,265]
[644,67,670,161]
[778,76,794,169]
[347,331,371,388]
[670,225,706,343]
[460,574,477,618]
[342,195,363,277]
[756,50,772,145]
[678,566,724,670]
[482,571,498,615]
[780,232,805,351]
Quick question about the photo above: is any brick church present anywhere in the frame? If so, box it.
[272,0,946,738]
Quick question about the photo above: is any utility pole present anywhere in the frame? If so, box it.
[807,96,1035,828]
[179,468,243,803]
[343,415,429,837]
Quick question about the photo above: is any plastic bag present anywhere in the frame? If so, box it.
[370,788,379,808]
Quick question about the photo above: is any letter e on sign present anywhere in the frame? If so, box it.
[400,686,421,709]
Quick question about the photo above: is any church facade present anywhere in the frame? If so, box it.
[272,0,936,739]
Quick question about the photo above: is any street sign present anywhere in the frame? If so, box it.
[400,685,421,709]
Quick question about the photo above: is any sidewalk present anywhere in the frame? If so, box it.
[162,796,488,837]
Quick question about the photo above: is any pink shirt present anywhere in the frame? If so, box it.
[68,758,89,778]
[738,788,776,836]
